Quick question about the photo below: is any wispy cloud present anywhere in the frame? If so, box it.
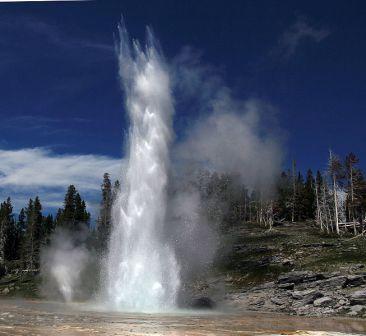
[0,0,87,2]
[0,147,123,214]
[0,15,114,53]
[0,115,90,137]
[274,17,330,60]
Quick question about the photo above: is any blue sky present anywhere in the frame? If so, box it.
[0,0,365,214]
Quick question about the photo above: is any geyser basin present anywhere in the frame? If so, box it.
[102,22,180,311]
[0,299,365,336]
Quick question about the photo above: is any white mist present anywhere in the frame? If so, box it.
[103,23,180,311]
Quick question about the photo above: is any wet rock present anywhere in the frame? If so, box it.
[191,297,216,309]
[313,296,335,307]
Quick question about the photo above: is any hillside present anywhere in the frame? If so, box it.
[195,221,366,317]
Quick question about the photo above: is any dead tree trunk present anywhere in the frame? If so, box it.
[291,159,296,223]
[332,173,340,235]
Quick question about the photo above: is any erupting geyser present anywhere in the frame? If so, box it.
[103,23,180,311]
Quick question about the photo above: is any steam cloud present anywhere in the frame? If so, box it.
[172,48,283,196]
[40,228,96,302]
[165,48,284,302]
[175,98,282,196]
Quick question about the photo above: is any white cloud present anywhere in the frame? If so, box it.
[0,147,123,213]
[276,17,330,59]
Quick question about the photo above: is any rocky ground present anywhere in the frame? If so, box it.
[193,221,366,318]
[0,271,40,298]
[225,268,366,318]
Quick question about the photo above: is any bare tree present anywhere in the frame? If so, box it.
[328,150,345,235]
[291,159,296,223]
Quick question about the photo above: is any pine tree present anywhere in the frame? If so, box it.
[41,214,55,245]
[23,197,43,270]
[97,173,113,251]
[14,208,26,260]
[275,171,292,221]
[303,169,316,220]
[345,153,359,222]
[56,185,90,231]
[349,167,366,228]
[0,198,17,262]
[75,194,90,227]
[18,208,26,234]
[294,172,306,221]
[59,185,77,229]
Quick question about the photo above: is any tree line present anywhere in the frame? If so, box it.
[192,151,366,235]
[0,173,121,275]
[0,152,365,276]
[0,185,90,274]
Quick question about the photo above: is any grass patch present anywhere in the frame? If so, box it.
[217,221,366,289]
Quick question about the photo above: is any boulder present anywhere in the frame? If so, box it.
[252,282,275,290]
[278,282,294,290]
[1,287,10,295]
[345,275,365,288]
[281,258,294,267]
[277,271,312,285]
[278,271,325,285]
[317,276,347,289]
[291,289,323,304]
[350,264,365,271]
[313,296,335,307]
[270,297,287,306]
[350,305,366,313]
[336,298,349,307]
[350,290,366,305]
